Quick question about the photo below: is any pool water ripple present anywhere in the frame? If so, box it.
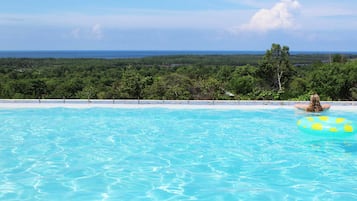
[1,108,357,200]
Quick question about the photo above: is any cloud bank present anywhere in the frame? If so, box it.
[235,0,301,33]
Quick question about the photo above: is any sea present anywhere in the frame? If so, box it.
[0,50,264,59]
[0,50,354,59]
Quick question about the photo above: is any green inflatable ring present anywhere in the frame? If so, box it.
[297,116,355,137]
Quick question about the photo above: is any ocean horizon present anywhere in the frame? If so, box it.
[0,50,356,59]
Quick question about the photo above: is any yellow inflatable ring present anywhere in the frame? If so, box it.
[297,116,355,137]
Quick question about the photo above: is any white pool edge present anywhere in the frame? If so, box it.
[0,99,356,110]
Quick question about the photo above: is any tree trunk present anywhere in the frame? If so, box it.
[277,71,283,91]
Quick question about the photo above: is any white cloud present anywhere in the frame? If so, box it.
[68,24,103,40]
[91,24,103,39]
[234,0,301,33]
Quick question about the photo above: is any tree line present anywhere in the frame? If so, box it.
[0,44,356,101]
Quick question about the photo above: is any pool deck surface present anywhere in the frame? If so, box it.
[0,99,356,110]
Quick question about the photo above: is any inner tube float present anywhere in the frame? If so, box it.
[297,116,355,137]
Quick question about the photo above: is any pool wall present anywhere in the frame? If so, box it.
[0,99,356,109]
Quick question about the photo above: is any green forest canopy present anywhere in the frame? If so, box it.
[1,45,356,101]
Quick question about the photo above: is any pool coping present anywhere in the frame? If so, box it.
[0,99,356,110]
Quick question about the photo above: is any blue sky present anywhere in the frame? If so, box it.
[1,0,357,51]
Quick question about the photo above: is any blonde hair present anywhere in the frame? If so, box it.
[306,94,323,112]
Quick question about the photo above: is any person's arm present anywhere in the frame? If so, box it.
[322,104,331,110]
[294,104,308,111]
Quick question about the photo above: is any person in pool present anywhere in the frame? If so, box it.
[295,93,331,112]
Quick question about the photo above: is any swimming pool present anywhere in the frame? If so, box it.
[1,107,357,200]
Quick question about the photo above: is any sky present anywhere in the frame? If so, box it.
[0,0,357,51]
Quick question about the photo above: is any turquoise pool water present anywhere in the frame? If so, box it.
[1,108,357,201]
